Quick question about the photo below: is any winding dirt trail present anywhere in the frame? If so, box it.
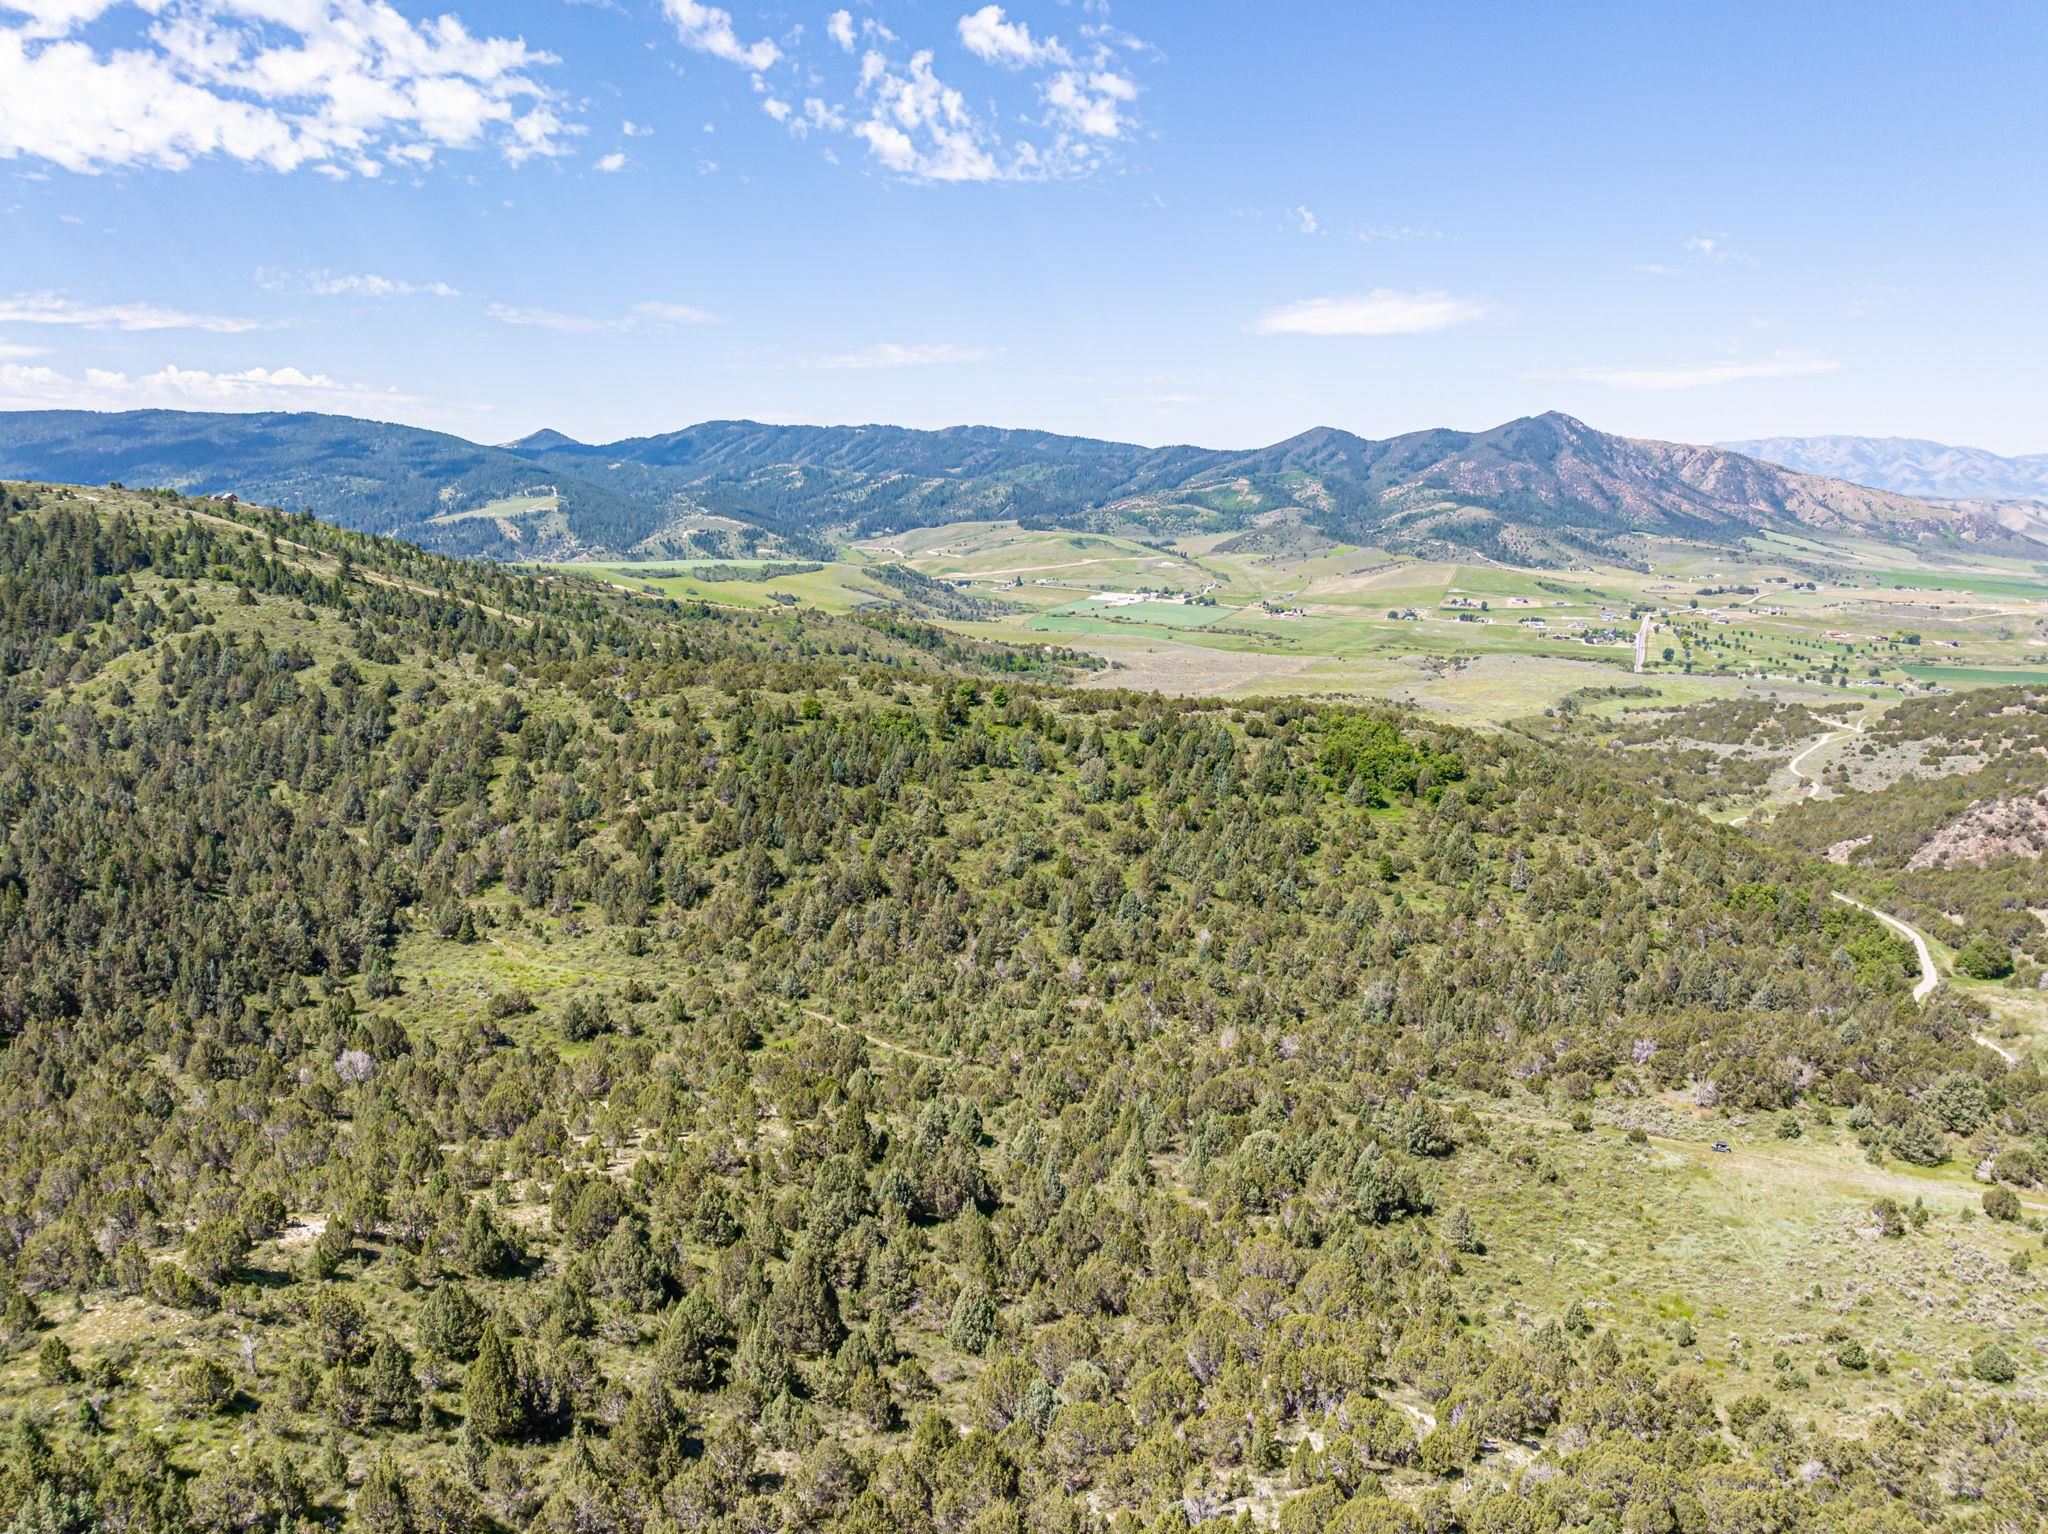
[1832,892,1939,1003]
[1785,733,1851,794]
[1829,892,2021,1062]
[1632,612,1655,674]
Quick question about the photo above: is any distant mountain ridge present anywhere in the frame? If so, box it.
[0,406,2021,566]
[1721,434,2048,502]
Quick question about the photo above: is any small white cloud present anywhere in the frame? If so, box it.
[808,341,989,369]
[1357,224,1441,243]
[622,120,653,137]
[1291,205,1318,235]
[957,5,1069,67]
[826,9,855,52]
[595,151,627,172]
[487,299,716,332]
[662,0,781,70]
[761,97,792,123]
[0,292,271,332]
[1252,289,1484,337]
[0,341,51,359]
[1042,68,1136,139]
[634,301,718,325]
[1684,232,1749,264]
[1540,349,1839,391]
[271,271,461,299]
[1634,263,1680,276]
[487,303,627,334]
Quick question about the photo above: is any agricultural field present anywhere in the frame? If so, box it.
[552,520,2048,723]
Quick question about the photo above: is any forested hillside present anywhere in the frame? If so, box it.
[0,410,1997,567]
[0,483,2042,1534]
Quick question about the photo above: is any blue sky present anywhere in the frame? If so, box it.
[2,0,2044,452]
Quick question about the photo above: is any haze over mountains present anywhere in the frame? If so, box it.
[0,407,2019,568]
[1723,435,2048,503]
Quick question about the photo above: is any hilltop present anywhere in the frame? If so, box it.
[0,407,2008,567]
[0,478,2041,1532]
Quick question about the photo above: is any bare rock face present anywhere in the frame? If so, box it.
[1905,790,2048,869]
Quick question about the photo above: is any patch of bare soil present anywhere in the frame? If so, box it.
[1905,789,2048,869]
[1072,640,1316,697]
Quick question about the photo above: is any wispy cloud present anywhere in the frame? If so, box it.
[259,270,461,299]
[635,301,718,325]
[486,300,716,333]
[958,5,1069,68]
[1539,349,1839,392]
[1291,206,1318,235]
[594,151,627,173]
[1685,232,1746,264]
[0,292,271,332]
[807,341,989,370]
[1357,224,1441,243]
[0,341,51,359]
[661,0,780,70]
[1252,289,1484,337]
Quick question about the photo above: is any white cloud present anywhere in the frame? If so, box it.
[0,358,432,414]
[781,13,1148,183]
[0,292,271,331]
[594,150,626,171]
[0,341,51,359]
[1357,224,1440,243]
[622,119,652,137]
[633,301,717,325]
[957,5,1068,67]
[1291,205,1318,235]
[797,97,845,134]
[0,2,571,176]
[487,300,716,332]
[262,270,460,299]
[661,0,779,70]
[808,341,988,369]
[1684,232,1749,265]
[1252,289,1485,337]
[1540,350,1840,392]
[853,49,1001,181]
[1041,68,1135,139]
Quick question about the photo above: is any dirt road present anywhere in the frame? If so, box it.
[1831,891,1939,1003]
[1632,613,1654,673]
[1787,729,1844,797]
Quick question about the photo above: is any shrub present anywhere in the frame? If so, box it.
[1970,1342,2017,1384]
[1983,1186,2021,1222]
[1956,937,2013,981]
[172,1356,237,1417]
[946,1286,1000,1356]
[1891,1113,1949,1167]
[184,1218,251,1288]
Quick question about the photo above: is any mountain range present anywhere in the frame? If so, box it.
[0,407,2022,567]
[1722,434,2048,503]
